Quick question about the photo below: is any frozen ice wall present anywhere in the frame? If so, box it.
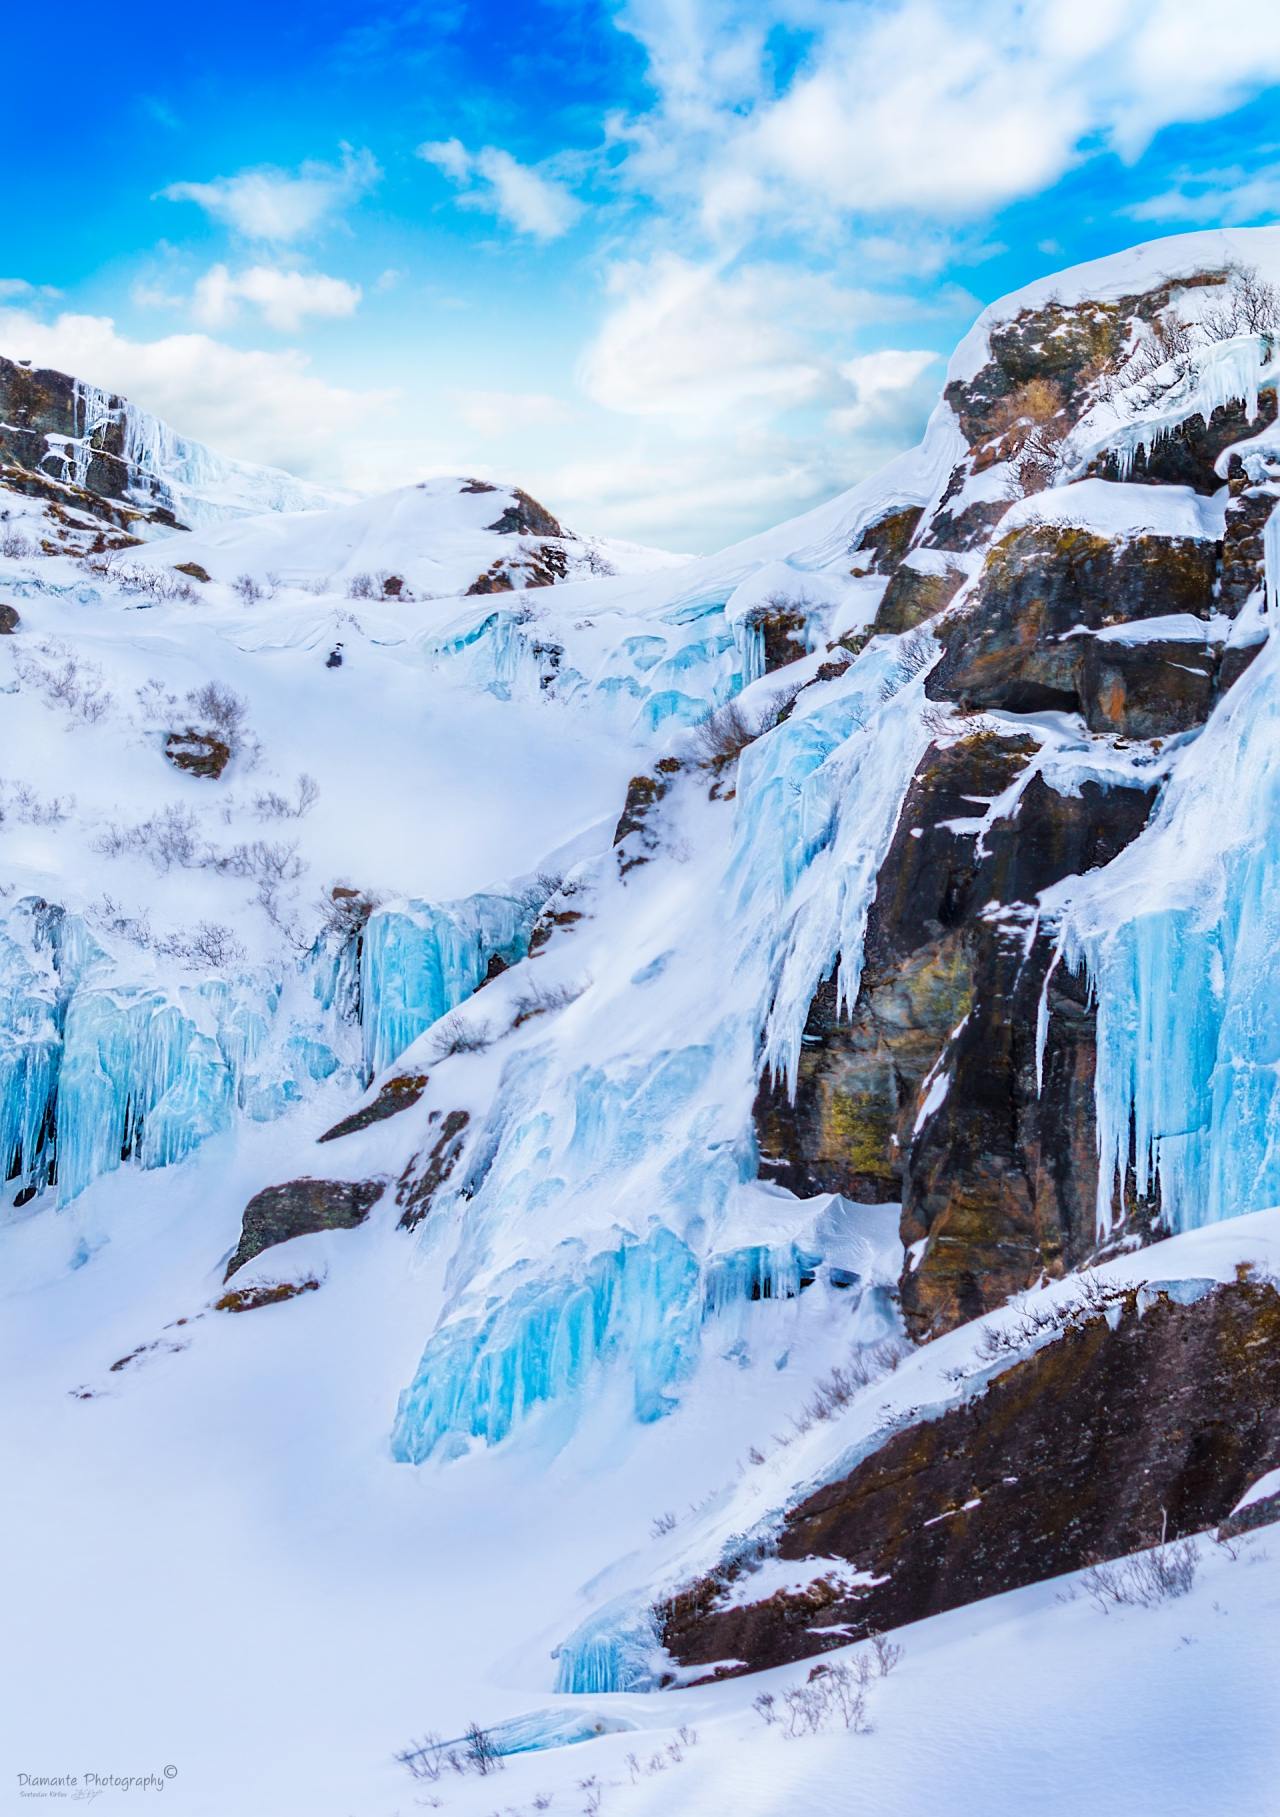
[0,878,552,1209]
[1054,521,1280,1234]
[360,892,541,1079]
[391,629,936,1463]
[421,595,749,732]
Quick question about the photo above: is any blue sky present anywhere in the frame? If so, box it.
[5,1,1280,549]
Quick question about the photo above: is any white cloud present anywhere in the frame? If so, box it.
[417,139,582,239]
[579,255,890,420]
[162,148,380,242]
[829,348,939,433]
[615,0,1280,232]
[0,307,392,480]
[1128,163,1280,225]
[0,278,61,300]
[192,265,363,332]
[455,391,574,436]
[418,138,472,185]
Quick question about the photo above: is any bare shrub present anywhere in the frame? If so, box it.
[155,920,247,970]
[793,1336,911,1434]
[136,679,180,722]
[869,1631,904,1675]
[1201,262,1280,339]
[1083,1538,1200,1612]
[92,803,202,872]
[777,1663,871,1737]
[1,524,36,559]
[253,773,320,820]
[511,978,587,1027]
[12,639,112,722]
[187,681,248,750]
[394,1733,456,1782]
[1118,267,1280,414]
[651,1510,677,1537]
[691,700,759,773]
[317,884,383,940]
[1,780,75,826]
[95,561,194,603]
[973,1272,1133,1368]
[429,1011,492,1058]
[346,571,377,599]
[463,1723,501,1776]
[209,838,305,884]
[991,379,1071,497]
[232,573,263,605]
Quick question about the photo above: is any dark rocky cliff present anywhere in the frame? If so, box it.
[758,269,1279,1341]
[0,355,184,532]
[653,264,1280,1678]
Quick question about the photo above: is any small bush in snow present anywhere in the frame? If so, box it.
[1,524,37,559]
[650,1510,677,1537]
[394,1732,455,1781]
[155,921,247,970]
[464,1721,501,1775]
[12,639,112,722]
[512,978,587,1027]
[0,780,75,826]
[346,571,377,599]
[232,573,263,605]
[187,681,249,752]
[1083,1538,1200,1613]
[790,1336,911,1436]
[253,773,320,820]
[869,1630,904,1676]
[691,700,759,774]
[769,1663,871,1737]
[429,1011,492,1058]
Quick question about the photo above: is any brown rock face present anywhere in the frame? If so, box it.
[927,523,1220,725]
[755,731,1157,1336]
[485,487,564,538]
[395,1110,471,1229]
[225,1178,385,1279]
[0,355,185,530]
[661,1279,1280,1678]
[872,562,967,636]
[850,505,923,573]
[165,730,231,779]
[318,1075,428,1143]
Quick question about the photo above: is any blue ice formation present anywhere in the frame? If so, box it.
[700,1242,823,1314]
[0,896,357,1208]
[553,1600,663,1696]
[1060,601,1280,1234]
[1053,505,1280,1236]
[359,892,539,1078]
[391,1225,702,1460]
[0,872,554,1209]
[422,597,748,730]
[391,632,938,1463]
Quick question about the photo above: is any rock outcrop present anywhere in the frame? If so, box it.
[225,1178,385,1279]
[756,260,1280,1342]
[661,1277,1280,1678]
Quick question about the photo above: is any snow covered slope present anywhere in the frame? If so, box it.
[6,226,1280,1817]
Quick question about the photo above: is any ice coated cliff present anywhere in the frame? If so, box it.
[4,227,1280,1817]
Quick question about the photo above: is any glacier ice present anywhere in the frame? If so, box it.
[391,629,938,1462]
[1052,549,1280,1234]
[360,892,541,1079]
